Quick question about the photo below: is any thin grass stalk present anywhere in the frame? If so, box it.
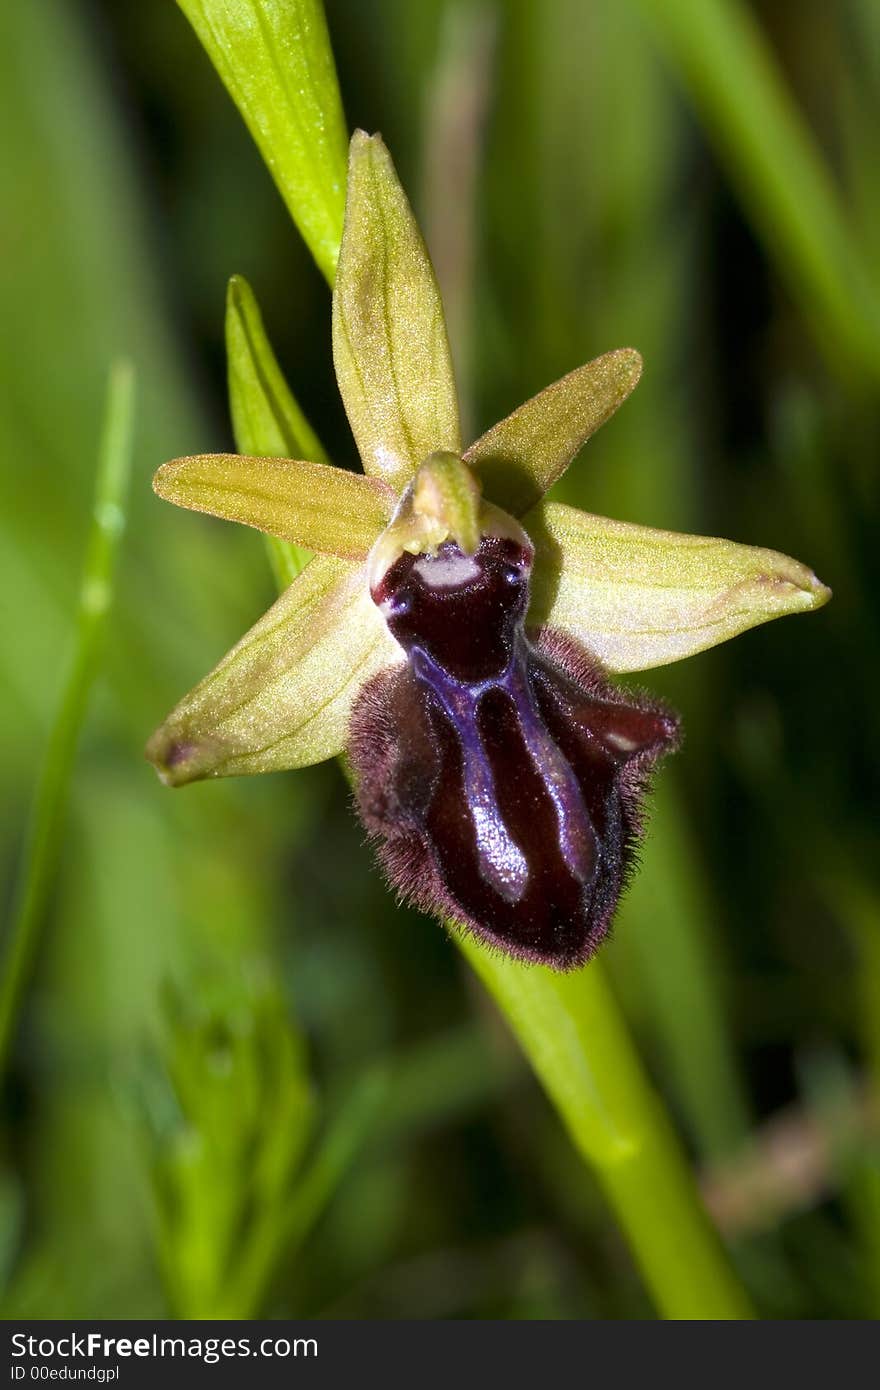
[0,361,135,1075]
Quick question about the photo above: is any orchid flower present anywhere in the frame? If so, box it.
[147,131,829,969]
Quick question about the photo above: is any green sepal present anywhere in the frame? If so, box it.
[146,556,401,785]
[526,500,831,672]
[153,454,393,561]
[332,131,461,491]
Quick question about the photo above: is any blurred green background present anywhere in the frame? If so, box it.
[1,0,878,1319]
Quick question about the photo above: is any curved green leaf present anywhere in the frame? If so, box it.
[226,274,328,464]
[226,273,328,585]
[177,0,348,284]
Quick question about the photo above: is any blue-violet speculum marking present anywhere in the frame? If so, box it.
[351,454,680,970]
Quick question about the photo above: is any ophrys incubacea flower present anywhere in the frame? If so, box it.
[147,132,829,970]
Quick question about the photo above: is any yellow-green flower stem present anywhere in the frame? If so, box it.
[459,939,753,1319]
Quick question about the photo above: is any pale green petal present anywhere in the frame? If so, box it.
[464,349,643,516]
[527,500,831,672]
[146,556,401,784]
[153,454,393,561]
[332,131,461,490]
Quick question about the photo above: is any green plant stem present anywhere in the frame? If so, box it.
[0,361,135,1075]
[460,938,754,1319]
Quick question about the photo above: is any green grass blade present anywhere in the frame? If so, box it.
[632,0,880,382]
[0,361,136,1074]
[177,0,348,285]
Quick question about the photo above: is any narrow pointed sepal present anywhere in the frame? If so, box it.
[152,454,394,561]
[146,556,401,785]
[526,501,831,672]
[464,349,643,516]
[332,131,461,490]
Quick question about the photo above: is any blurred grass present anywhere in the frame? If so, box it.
[633,0,880,386]
[0,0,876,1320]
[0,361,135,1076]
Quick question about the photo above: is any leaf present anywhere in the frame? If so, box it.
[227,275,329,464]
[464,349,643,516]
[153,454,393,561]
[226,273,329,584]
[177,0,348,284]
[146,556,401,785]
[332,131,461,491]
[526,500,831,672]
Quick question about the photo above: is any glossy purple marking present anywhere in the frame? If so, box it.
[350,534,679,969]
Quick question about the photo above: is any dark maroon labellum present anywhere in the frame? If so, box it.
[350,534,680,969]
